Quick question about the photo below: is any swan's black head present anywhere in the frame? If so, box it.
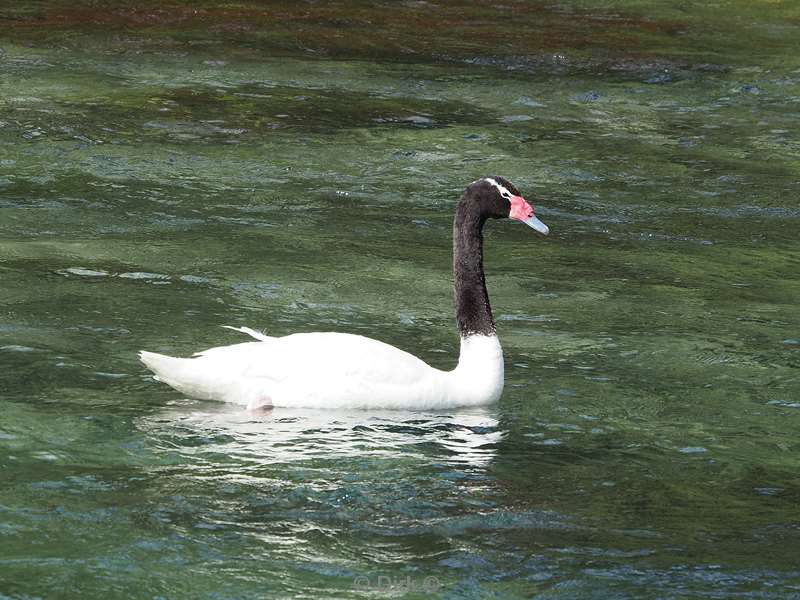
[463,176,549,235]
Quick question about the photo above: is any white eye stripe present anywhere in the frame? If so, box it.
[482,177,513,199]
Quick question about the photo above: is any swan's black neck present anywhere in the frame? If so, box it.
[453,199,495,337]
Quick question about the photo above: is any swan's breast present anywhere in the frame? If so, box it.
[447,334,505,405]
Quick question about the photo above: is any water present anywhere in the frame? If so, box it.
[2,1,800,597]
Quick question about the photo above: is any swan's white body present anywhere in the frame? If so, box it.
[140,328,504,410]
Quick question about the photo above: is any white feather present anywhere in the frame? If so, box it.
[219,325,272,343]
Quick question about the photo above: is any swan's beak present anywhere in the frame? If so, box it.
[523,214,549,236]
[509,195,549,235]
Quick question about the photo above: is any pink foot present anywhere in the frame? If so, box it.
[246,394,273,413]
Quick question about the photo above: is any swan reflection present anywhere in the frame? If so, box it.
[137,401,504,468]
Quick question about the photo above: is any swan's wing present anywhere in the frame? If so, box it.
[232,332,446,408]
[240,332,437,384]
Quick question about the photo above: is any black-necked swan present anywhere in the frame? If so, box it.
[140,177,549,410]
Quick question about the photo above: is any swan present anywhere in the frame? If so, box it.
[139,177,549,410]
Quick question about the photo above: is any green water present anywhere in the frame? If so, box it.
[2,1,800,597]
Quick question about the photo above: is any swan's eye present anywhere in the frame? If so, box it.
[501,192,510,199]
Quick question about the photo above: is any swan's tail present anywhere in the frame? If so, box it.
[139,345,274,409]
[140,350,240,403]
[140,327,275,407]
[139,351,203,393]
